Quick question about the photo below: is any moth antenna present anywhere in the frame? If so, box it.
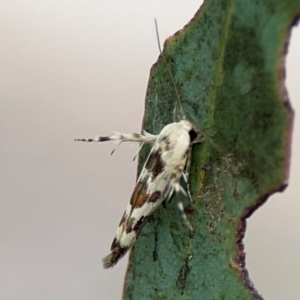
[154,18,186,121]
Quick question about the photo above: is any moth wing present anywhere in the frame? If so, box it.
[102,144,169,268]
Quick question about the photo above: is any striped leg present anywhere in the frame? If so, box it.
[75,131,157,155]
[173,181,193,231]
[177,199,193,231]
[183,147,193,203]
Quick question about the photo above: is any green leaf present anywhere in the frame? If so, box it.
[123,0,299,299]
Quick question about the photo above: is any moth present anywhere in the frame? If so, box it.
[75,20,204,268]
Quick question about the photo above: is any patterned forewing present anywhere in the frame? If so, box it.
[102,122,193,268]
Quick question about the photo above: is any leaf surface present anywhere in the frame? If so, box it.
[123,1,299,299]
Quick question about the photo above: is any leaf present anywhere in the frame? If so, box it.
[123,0,299,299]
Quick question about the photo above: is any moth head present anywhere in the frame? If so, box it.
[179,120,204,145]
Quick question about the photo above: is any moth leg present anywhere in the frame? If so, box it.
[74,135,112,143]
[75,131,157,143]
[75,131,158,154]
[173,183,193,230]
[183,147,193,203]
[110,141,123,155]
[166,189,174,202]
[172,106,176,122]
[132,142,145,161]
[177,199,193,231]
[172,104,181,122]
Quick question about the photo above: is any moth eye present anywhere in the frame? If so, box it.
[189,129,197,142]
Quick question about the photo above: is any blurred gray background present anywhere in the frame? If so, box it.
[0,1,299,299]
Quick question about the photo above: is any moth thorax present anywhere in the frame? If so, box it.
[179,120,193,131]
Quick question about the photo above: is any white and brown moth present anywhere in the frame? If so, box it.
[75,20,204,268]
